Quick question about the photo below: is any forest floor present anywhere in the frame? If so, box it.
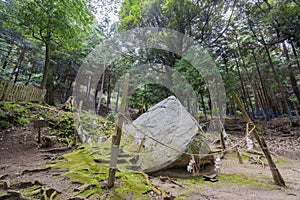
[0,115,299,199]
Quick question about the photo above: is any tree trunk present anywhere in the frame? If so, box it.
[252,49,273,119]
[45,60,55,105]
[282,41,300,105]
[2,45,12,69]
[199,89,207,121]
[234,53,249,111]
[11,48,26,83]
[107,72,111,112]
[41,40,51,89]
[115,87,120,113]
[41,34,54,105]
[96,67,106,114]
[290,41,300,71]
[235,37,254,117]
[260,32,292,120]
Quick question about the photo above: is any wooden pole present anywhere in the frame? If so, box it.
[232,92,285,186]
[73,100,83,146]
[38,128,41,144]
[107,74,130,188]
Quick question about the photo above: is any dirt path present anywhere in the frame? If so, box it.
[191,157,300,200]
[0,117,300,199]
[0,126,75,199]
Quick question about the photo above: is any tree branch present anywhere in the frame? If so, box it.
[209,0,237,45]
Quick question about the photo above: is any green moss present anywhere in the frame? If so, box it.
[22,185,42,198]
[219,174,278,189]
[53,144,151,199]
[276,157,290,164]
[65,171,101,185]
[111,172,150,199]
[178,173,278,190]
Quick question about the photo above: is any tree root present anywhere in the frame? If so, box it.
[41,186,60,200]
[49,190,57,200]
[39,147,71,153]
[159,176,184,188]
[74,184,96,196]
[292,168,300,173]
[139,170,165,197]
[21,166,51,175]
[0,174,8,180]
[248,156,266,168]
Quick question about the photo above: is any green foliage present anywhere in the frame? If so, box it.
[0,120,10,129]
[1,0,98,104]
[17,116,30,126]
[0,101,33,128]
[0,101,77,145]
[2,0,94,48]
[106,112,115,121]
[129,83,174,111]
[49,111,75,138]
[119,0,143,30]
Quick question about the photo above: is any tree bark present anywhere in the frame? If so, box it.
[291,40,300,71]
[235,36,254,116]
[234,53,249,111]
[11,48,26,83]
[282,41,300,105]
[260,32,292,120]
[41,33,55,105]
[2,45,12,69]
[41,40,51,90]
[45,58,55,105]
[107,72,111,112]
[251,49,273,119]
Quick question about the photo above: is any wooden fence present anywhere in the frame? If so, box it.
[0,80,46,102]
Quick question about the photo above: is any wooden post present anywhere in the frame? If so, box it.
[34,119,47,144]
[236,146,243,164]
[107,74,130,188]
[73,100,83,146]
[220,129,226,150]
[115,87,120,113]
[232,92,285,186]
[216,108,226,150]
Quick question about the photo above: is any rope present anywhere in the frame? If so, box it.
[117,113,256,157]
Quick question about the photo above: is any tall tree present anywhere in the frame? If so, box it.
[1,0,94,104]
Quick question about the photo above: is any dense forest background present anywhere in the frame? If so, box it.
[0,0,299,122]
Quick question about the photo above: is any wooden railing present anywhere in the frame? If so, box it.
[0,80,46,102]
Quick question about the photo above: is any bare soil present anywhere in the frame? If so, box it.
[0,117,299,199]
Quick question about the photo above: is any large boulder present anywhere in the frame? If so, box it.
[122,96,212,173]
